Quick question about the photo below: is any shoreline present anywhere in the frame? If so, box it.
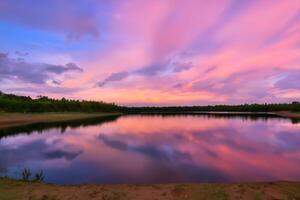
[1,178,299,200]
[0,111,299,129]
[0,112,122,129]
[274,111,300,119]
[135,111,300,119]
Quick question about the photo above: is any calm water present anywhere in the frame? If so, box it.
[0,114,300,184]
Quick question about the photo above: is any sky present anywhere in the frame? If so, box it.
[0,0,299,106]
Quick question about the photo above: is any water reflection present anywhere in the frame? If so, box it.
[0,115,121,139]
[0,114,299,184]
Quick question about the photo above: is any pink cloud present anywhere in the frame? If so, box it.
[1,0,300,105]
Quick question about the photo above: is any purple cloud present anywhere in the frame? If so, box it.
[97,60,193,87]
[97,71,129,87]
[0,52,83,84]
[136,62,168,76]
[172,61,193,73]
[274,71,300,90]
[203,66,218,74]
[191,69,273,100]
[45,63,83,74]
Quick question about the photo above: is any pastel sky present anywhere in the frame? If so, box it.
[0,0,299,106]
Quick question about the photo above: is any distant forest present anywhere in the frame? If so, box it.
[0,91,299,113]
[125,103,300,113]
[0,91,120,112]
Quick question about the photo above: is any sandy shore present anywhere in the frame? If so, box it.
[274,111,300,119]
[0,178,299,200]
[0,112,121,129]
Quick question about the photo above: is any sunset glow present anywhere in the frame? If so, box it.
[0,0,299,105]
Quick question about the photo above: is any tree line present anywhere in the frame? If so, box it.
[123,103,300,113]
[0,91,299,113]
[0,91,120,112]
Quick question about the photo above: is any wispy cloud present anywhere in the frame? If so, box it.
[0,0,299,105]
[97,71,129,87]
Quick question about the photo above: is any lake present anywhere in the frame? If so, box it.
[0,114,300,184]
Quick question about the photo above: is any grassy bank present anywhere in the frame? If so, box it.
[0,178,300,200]
[0,112,121,129]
